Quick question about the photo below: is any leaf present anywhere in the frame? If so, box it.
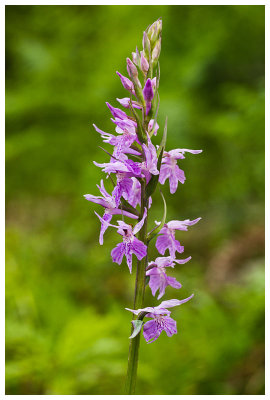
[129,320,144,339]
[147,188,167,243]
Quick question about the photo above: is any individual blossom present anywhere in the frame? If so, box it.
[93,123,138,158]
[95,208,148,273]
[146,256,191,299]
[84,180,138,245]
[156,218,201,258]
[126,296,194,343]
[159,148,202,194]
[93,157,142,205]
[123,177,153,209]
[111,118,138,157]
[124,177,141,208]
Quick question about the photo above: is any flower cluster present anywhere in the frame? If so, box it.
[84,19,202,344]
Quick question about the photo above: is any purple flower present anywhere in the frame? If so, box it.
[126,296,194,343]
[92,124,137,158]
[146,256,191,299]
[113,174,134,206]
[112,117,137,136]
[84,180,138,244]
[143,78,154,115]
[95,208,148,273]
[93,157,142,205]
[116,97,142,109]
[123,177,153,209]
[141,140,159,183]
[159,149,202,194]
[156,218,201,258]
[116,71,135,95]
[94,157,141,176]
[124,177,141,208]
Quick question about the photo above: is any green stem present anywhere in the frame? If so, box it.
[125,181,148,395]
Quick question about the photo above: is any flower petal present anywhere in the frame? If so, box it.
[111,242,126,265]
[133,207,147,235]
[131,237,147,260]
[99,213,112,245]
[143,319,161,343]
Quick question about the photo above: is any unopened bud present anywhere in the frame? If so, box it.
[126,58,138,79]
[143,31,151,59]
[116,71,134,94]
[143,78,154,116]
[132,47,141,66]
[132,52,138,65]
[152,37,161,64]
[140,52,149,74]
[147,19,162,45]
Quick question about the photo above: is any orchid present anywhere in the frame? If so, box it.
[95,208,148,273]
[159,148,202,194]
[126,296,194,343]
[146,256,191,299]
[83,18,202,394]
[141,140,159,182]
[156,218,201,258]
[84,180,138,244]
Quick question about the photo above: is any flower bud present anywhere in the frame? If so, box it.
[151,77,157,91]
[143,78,154,115]
[147,19,162,45]
[132,47,141,67]
[126,57,138,79]
[116,71,134,94]
[152,37,161,64]
[132,52,138,65]
[143,31,151,59]
[140,52,149,74]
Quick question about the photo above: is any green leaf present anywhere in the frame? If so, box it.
[129,320,144,339]
[147,188,167,243]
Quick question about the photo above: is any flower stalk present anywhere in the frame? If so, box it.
[84,18,202,395]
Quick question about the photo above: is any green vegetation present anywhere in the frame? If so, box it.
[5,5,264,395]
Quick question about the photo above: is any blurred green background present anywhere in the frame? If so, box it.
[5,5,265,395]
